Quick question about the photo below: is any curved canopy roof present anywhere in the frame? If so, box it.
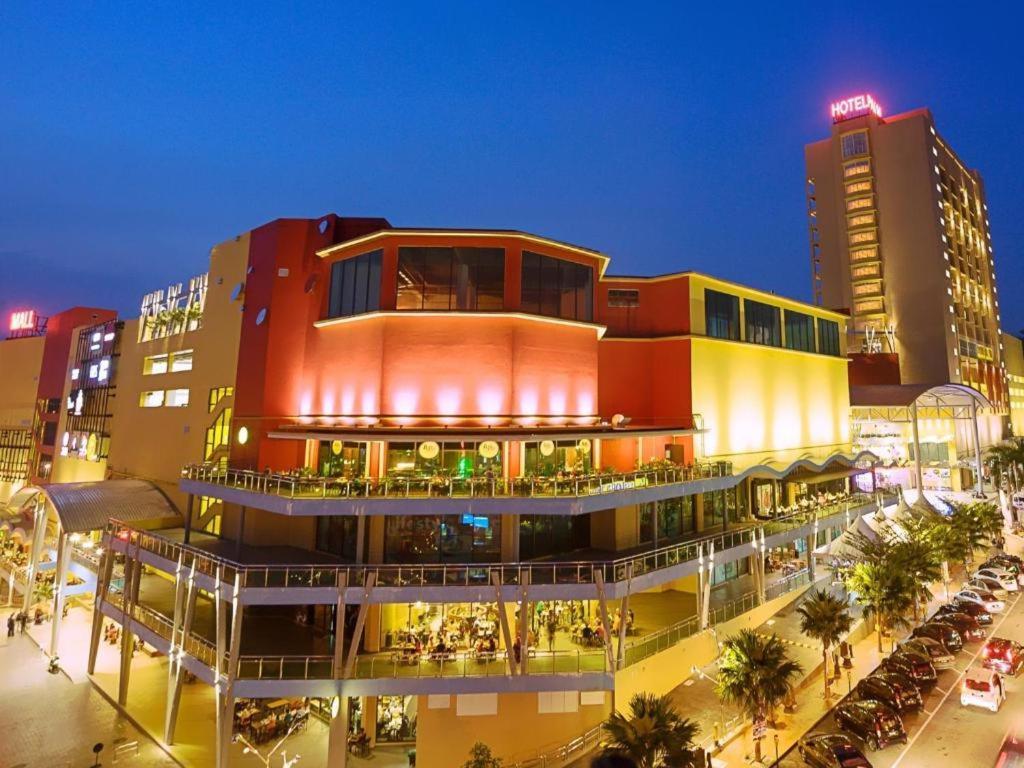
[849,383,992,409]
[4,479,181,535]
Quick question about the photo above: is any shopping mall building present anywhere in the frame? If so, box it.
[0,175,1009,766]
[11,213,889,768]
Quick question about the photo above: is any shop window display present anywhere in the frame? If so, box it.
[376,695,417,743]
[523,439,592,476]
[318,440,366,478]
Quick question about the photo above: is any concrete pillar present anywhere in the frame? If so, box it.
[326,694,350,768]
[48,530,70,660]
[910,402,924,492]
[694,493,705,533]
[23,500,48,613]
[805,534,815,580]
[500,514,520,562]
[355,514,366,563]
[367,517,385,564]
[786,483,798,507]
[88,544,115,675]
[184,494,194,544]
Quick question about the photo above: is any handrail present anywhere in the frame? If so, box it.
[181,460,734,501]
[105,493,888,593]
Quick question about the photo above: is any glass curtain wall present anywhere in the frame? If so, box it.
[523,439,592,476]
[519,516,590,559]
[745,300,782,346]
[396,247,505,311]
[385,441,502,478]
[520,251,594,322]
[327,250,383,318]
[317,440,367,478]
[384,515,500,563]
[704,289,740,340]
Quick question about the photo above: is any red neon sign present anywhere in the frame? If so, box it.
[9,310,36,332]
[830,94,883,123]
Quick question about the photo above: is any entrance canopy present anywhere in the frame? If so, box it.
[850,383,992,421]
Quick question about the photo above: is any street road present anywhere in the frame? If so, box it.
[777,589,1024,768]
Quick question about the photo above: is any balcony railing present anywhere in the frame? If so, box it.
[181,461,734,501]
[107,492,885,595]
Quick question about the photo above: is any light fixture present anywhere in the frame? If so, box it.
[237,426,249,445]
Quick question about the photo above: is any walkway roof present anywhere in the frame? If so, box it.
[850,383,992,409]
[15,479,182,534]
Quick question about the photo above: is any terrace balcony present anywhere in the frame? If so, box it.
[104,490,887,605]
[179,461,737,517]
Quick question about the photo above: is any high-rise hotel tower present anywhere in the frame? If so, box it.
[806,95,1008,411]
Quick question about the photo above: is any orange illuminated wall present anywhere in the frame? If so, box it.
[302,314,599,422]
[596,274,690,338]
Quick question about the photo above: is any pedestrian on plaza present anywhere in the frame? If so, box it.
[6,614,14,637]
[832,647,841,680]
[17,612,27,633]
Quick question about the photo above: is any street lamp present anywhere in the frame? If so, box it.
[773,732,780,767]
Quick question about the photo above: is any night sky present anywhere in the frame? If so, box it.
[2,2,1022,336]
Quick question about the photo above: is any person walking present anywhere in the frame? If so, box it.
[6,614,14,637]
[17,612,27,634]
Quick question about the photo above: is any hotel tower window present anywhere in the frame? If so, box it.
[396,247,504,311]
[745,300,781,347]
[328,249,383,318]
[704,289,739,341]
[784,310,816,352]
[520,251,594,322]
[841,131,869,158]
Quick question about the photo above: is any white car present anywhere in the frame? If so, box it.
[955,588,1005,614]
[961,665,1006,712]
[966,578,1009,599]
[975,568,1019,593]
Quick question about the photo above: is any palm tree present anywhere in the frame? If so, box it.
[888,538,940,622]
[845,561,912,652]
[600,692,699,768]
[797,589,852,701]
[716,630,802,763]
[986,438,1024,494]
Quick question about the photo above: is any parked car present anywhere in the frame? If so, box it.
[798,733,873,768]
[987,552,1024,570]
[943,599,994,625]
[961,665,1006,712]
[833,700,907,751]
[933,611,987,642]
[981,637,1024,676]
[965,577,1009,599]
[882,649,938,688]
[912,621,964,652]
[899,637,955,668]
[954,588,1005,614]
[975,567,1019,592]
[855,672,923,712]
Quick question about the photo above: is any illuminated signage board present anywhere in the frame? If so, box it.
[10,310,36,332]
[830,94,883,123]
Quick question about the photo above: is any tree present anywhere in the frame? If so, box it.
[462,742,503,768]
[845,561,912,652]
[986,438,1024,494]
[716,630,802,763]
[600,692,699,768]
[946,500,1003,570]
[796,589,853,700]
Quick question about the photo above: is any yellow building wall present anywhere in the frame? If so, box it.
[691,337,852,470]
[415,691,610,767]
[0,335,44,428]
[104,234,249,509]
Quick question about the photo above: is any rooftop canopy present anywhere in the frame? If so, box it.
[850,383,992,411]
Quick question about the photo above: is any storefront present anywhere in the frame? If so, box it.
[376,696,417,743]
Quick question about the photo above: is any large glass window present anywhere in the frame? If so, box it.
[328,249,383,318]
[318,440,367,479]
[745,300,781,346]
[385,441,501,478]
[818,318,841,356]
[785,310,816,352]
[519,515,589,560]
[523,439,593,476]
[384,515,500,563]
[841,131,869,158]
[396,247,504,311]
[316,516,358,560]
[703,490,727,530]
[520,251,594,322]
[705,289,739,341]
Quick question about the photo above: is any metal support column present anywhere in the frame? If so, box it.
[518,571,530,676]
[214,567,229,768]
[970,399,985,497]
[218,573,244,768]
[491,572,517,676]
[594,570,615,672]
[165,561,198,744]
[88,543,116,674]
[910,402,924,492]
[48,530,70,660]
[118,547,142,706]
[332,571,348,679]
[23,499,48,613]
[616,564,633,670]
[344,573,376,679]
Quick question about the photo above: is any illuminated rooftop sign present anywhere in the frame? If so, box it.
[10,310,36,332]
[831,94,883,123]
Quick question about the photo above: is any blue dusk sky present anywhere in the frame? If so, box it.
[1,2,1022,336]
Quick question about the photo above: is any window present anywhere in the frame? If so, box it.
[854,298,884,315]
[745,300,781,347]
[846,197,873,212]
[165,389,190,407]
[784,310,816,352]
[328,249,383,318]
[520,251,593,321]
[607,288,640,308]
[852,281,881,297]
[845,180,872,195]
[848,230,876,246]
[841,131,869,158]
[704,289,739,341]
[140,390,165,408]
[843,161,870,178]
[850,246,879,262]
[143,354,169,375]
[852,264,880,279]
[170,350,194,372]
[397,247,504,311]
[848,212,875,228]
[208,386,234,413]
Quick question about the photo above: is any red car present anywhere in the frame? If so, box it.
[983,637,1024,676]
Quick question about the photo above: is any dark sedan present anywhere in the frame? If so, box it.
[912,621,963,652]
[942,599,994,625]
[855,672,923,712]
[798,733,873,767]
[834,700,907,751]
[881,650,937,688]
[932,611,986,642]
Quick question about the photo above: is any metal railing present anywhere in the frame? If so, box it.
[107,493,882,598]
[182,461,733,501]
[508,722,606,768]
